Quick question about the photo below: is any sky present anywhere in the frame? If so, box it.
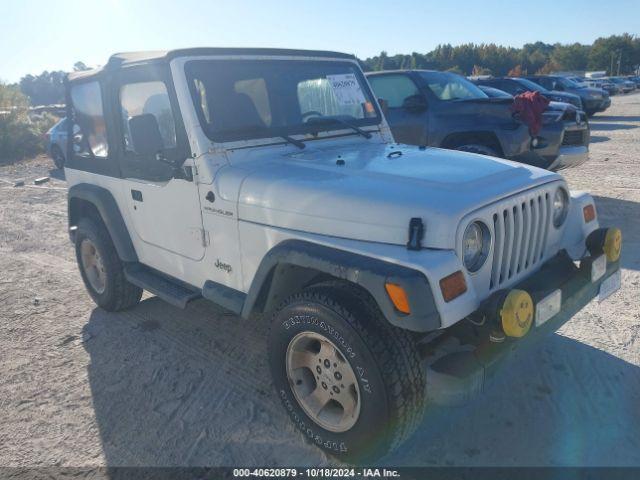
[0,0,638,83]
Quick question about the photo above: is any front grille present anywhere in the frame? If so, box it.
[490,192,551,290]
[562,130,585,146]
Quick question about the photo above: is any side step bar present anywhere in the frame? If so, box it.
[124,264,201,309]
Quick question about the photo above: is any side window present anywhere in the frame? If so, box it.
[70,81,109,158]
[119,81,176,152]
[540,78,553,90]
[367,75,420,108]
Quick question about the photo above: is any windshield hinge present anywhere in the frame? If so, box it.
[201,229,210,247]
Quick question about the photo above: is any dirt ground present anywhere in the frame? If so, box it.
[1,93,639,468]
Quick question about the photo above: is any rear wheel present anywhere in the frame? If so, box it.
[75,217,142,311]
[268,283,426,463]
[51,145,65,169]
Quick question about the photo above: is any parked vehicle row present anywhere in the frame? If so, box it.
[366,69,590,170]
[61,47,622,463]
[472,76,584,109]
[574,75,639,95]
[520,75,610,117]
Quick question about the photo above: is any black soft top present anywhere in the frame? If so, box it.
[67,47,357,83]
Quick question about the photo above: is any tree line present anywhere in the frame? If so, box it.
[7,33,640,109]
[359,33,640,76]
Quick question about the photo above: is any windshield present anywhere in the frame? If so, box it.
[185,59,380,142]
[513,78,548,93]
[418,71,487,100]
[556,77,579,89]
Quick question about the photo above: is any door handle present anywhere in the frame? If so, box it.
[131,190,143,202]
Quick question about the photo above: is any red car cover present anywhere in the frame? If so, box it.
[510,90,550,136]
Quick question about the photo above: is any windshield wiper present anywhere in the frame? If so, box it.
[307,116,372,139]
[279,134,305,149]
[218,124,305,149]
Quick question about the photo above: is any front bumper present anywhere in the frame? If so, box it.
[423,249,620,406]
[598,97,611,111]
[582,98,604,112]
[548,145,589,170]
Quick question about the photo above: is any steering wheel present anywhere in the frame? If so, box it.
[301,110,324,121]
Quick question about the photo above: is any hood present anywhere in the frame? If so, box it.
[547,91,580,101]
[575,86,605,97]
[234,142,560,249]
[440,96,514,113]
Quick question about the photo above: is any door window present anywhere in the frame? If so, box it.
[120,81,177,152]
[70,81,108,158]
[367,75,420,108]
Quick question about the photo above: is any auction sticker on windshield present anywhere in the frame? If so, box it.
[327,73,366,105]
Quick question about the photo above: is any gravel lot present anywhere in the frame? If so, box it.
[1,93,639,468]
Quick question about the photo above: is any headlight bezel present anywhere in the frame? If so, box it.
[552,187,570,228]
[462,221,491,273]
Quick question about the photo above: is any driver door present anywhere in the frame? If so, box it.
[368,73,429,145]
[113,67,206,263]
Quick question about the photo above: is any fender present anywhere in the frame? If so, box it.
[68,183,138,262]
[242,239,441,332]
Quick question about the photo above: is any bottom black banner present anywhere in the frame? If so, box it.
[2,467,640,480]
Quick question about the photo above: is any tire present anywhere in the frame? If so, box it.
[75,217,142,311]
[51,145,65,169]
[268,282,425,463]
[454,143,499,157]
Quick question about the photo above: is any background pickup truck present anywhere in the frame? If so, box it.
[367,69,589,170]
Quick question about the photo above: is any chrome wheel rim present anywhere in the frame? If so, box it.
[80,239,106,294]
[286,331,361,433]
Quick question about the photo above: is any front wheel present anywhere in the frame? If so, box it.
[268,283,426,462]
[454,143,499,157]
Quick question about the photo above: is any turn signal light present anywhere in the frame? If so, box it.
[583,204,596,223]
[439,271,467,303]
[385,283,411,314]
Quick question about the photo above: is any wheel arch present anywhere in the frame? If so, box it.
[440,130,505,157]
[242,240,441,332]
[68,183,138,262]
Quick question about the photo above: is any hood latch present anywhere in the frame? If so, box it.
[407,217,425,251]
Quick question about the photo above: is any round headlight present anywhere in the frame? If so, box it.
[463,221,490,272]
[553,188,569,227]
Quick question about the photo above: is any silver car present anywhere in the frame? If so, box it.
[46,117,68,168]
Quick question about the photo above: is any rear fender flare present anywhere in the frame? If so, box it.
[68,183,137,262]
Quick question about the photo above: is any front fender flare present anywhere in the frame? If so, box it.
[242,240,441,332]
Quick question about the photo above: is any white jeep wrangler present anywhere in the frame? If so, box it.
[64,48,622,462]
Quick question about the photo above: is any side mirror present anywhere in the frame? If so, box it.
[402,94,428,113]
[72,123,83,153]
[129,114,164,156]
[377,98,389,115]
